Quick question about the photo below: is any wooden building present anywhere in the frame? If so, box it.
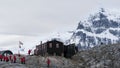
[34,39,64,56]
[34,39,78,58]
[34,42,47,56]
[47,39,64,56]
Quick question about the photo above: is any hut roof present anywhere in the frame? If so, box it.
[0,50,13,56]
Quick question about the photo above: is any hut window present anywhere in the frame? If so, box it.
[56,44,59,48]
[42,44,44,49]
[42,45,44,48]
[43,44,46,49]
[49,43,52,48]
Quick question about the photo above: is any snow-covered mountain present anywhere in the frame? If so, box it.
[70,8,120,50]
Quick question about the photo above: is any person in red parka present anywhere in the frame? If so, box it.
[22,57,25,64]
[28,49,31,55]
[21,57,25,64]
[47,58,50,67]
[3,56,6,61]
[0,54,3,61]
[5,56,9,62]
[13,55,16,63]
[9,55,13,63]
[9,55,12,61]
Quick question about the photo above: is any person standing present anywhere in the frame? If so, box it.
[0,54,3,61]
[9,55,12,62]
[3,56,6,61]
[21,56,25,64]
[13,55,16,63]
[22,57,25,64]
[47,58,50,68]
[5,56,9,62]
[28,49,31,55]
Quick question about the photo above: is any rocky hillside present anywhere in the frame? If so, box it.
[72,43,120,68]
[0,56,76,68]
[70,8,120,50]
[0,43,120,68]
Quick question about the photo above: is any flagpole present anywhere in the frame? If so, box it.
[18,49,20,57]
[18,42,20,57]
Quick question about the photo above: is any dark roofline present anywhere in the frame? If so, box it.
[0,50,13,55]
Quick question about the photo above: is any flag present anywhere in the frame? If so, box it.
[19,41,24,51]
[19,41,23,48]
[19,45,21,48]
[19,41,23,45]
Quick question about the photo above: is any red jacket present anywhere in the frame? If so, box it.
[13,55,16,61]
[9,55,12,60]
[5,56,9,62]
[47,58,50,65]
[0,54,3,59]
[21,57,25,62]
[22,57,25,62]
[3,56,6,61]
[28,50,31,55]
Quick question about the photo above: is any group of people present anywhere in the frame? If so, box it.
[0,49,52,68]
[0,49,33,65]
[0,54,25,64]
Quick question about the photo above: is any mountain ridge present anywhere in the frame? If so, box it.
[69,8,120,50]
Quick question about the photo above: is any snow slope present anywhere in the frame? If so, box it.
[70,8,120,50]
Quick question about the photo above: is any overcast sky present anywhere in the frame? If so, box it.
[0,0,120,54]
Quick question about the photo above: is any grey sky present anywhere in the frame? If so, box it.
[0,0,120,53]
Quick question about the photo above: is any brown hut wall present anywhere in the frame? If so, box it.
[46,40,64,56]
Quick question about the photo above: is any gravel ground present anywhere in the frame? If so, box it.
[0,55,76,68]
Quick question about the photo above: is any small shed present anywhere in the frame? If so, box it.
[0,50,13,56]
[64,44,78,58]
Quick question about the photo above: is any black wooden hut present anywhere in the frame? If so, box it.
[34,39,78,58]
[34,39,64,56]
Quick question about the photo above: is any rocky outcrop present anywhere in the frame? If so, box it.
[72,44,120,68]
